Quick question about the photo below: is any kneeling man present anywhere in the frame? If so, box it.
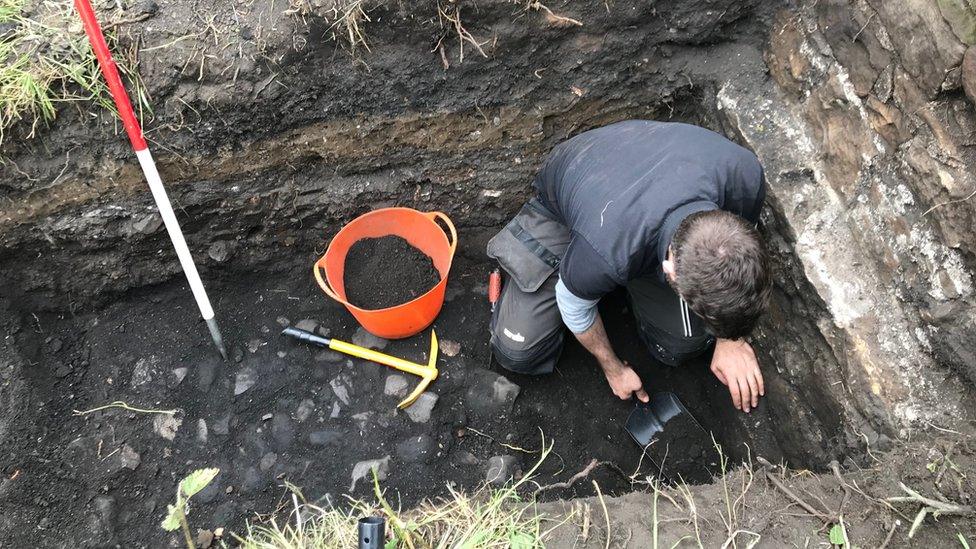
[488,120,771,412]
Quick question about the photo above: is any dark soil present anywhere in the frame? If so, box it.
[0,235,769,547]
[343,236,441,310]
[643,407,721,484]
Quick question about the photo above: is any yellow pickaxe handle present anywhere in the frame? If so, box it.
[330,339,431,378]
[282,327,439,409]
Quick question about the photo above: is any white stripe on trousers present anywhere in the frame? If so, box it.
[679,298,691,337]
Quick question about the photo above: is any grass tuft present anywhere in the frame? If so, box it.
[235,437,565,548]
[0,0,148,145]
[287,0,371,54]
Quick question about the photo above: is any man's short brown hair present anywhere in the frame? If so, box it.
[671,210,771,339]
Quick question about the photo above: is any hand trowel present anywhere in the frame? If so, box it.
[625,392,719,484]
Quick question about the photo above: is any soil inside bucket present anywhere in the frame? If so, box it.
[343,235,441,310]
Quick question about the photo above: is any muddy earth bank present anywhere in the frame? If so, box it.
[2,0,976,546]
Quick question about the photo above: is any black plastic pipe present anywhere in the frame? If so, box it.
[358,516,385,549]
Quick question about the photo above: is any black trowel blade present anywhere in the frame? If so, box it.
[626,392,690,446]
[626,392,718,484]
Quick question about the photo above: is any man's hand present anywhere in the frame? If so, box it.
[569,311,650,403]
[602,358,650,403]
[711,338,764,412]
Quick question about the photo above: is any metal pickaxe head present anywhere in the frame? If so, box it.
[282,327,439,410]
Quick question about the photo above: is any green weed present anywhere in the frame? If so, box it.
[161,468,220,549]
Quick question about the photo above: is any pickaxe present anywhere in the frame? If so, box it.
[282,327,438,409]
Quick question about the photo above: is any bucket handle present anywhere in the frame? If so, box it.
[426,211,458,257]
[313,260,346,304]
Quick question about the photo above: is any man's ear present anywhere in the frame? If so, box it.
[662,246,677,282]
[662,259,677,282]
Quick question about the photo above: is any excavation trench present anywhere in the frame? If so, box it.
[0,83,868,548]
[0,92,851,548]
[6,0,976,545]
[0,87,847,544]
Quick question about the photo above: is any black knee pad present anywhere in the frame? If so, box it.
[490,331,564,376]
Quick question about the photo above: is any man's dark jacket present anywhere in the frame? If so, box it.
[533,120,766,300]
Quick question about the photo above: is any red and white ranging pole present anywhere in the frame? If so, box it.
[74,0,228,359]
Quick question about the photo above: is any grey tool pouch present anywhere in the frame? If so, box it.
[486,200,569,292]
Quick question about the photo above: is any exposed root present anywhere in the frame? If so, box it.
[526,1,582,27]
[436,2,488,64]
[933,441,958,488]
[885,482,975,538]
[438,43,449,70]
[286,0,371,53]
[878,519,900,549]
[535,458,601,495]
[466,426,541,454]
[757,457,834,524]
[73,400,178,416]
[921,187,976,217]
[830,460,852,515]
[102,12,152,30]
[331,0,371,53]
[627,439,657,482]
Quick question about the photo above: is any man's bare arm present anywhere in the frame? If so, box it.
[573,312,649,402]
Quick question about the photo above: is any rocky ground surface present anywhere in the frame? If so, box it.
[0,239,778,548]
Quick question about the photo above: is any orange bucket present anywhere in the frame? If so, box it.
[314,208,458,339]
